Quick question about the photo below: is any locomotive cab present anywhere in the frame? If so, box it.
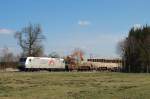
[19,57,27,71]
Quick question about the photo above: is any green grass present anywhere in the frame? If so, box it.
[0,72,150,99]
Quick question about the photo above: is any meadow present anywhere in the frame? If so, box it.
[0,72,150,99]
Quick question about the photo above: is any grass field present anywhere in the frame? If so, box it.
[0,72,150,99]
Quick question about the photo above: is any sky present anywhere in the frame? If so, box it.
[0,0,150,58]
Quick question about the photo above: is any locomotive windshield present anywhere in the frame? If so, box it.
[20,58,27,62]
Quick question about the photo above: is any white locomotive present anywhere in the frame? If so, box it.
[19,57,66,71]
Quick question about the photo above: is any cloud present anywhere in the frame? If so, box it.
[0,28,15,35]
[78,20,90,26]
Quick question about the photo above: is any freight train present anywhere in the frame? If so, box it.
[19,57,122,71]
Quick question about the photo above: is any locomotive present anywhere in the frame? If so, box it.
[19,57,66,71]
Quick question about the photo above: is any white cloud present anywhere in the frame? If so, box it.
[78,20,90,26]
[0,28,15,35]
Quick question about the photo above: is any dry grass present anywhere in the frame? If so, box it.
[0,72,150,99]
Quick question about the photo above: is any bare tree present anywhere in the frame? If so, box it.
[71,48,84,62]
[14,23,45,57]
[64,48,85,70]
[0,47,14,62]
[0,47,18,69]
[69,48,85,66]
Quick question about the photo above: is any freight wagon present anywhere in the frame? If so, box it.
[19,57,66,71]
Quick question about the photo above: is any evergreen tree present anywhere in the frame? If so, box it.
[119,25,150,72]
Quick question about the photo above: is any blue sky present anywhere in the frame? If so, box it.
[0,0,150,58]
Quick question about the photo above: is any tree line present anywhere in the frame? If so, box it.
[119,25,150,73]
